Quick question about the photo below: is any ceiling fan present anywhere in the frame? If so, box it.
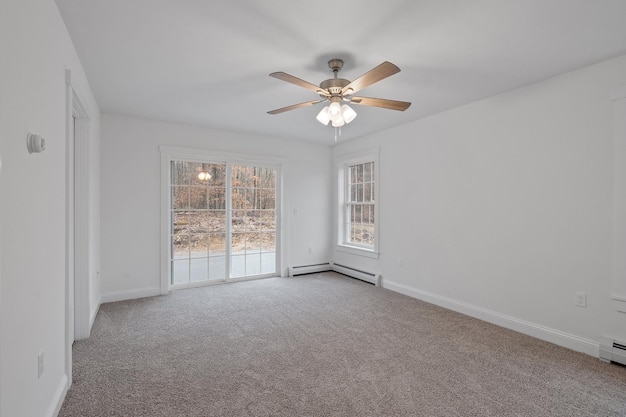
[267,59,411,129]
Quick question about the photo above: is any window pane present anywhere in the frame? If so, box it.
[245,253,261,276]
[233,166,256,188]
[260,189,275,209]
[188,212,207,233]
[172,235,189,259]
[364,224,375,246]
[362,205,370,225]
[357,183,363,202]
[190,258,208,282]
[209,164,227,187]
[364,163,371,182]
[245,233,262,253]
[350,224,361,244]
[261,252,276,274]
[370,205,375,225]
[209,233,226,256]
[189,187,207,209]
[207,187,225,210]
[171,259,189,284]
[260,231,275,252]
[352,204,362,224]
[231,254,245,278]
[232,188,247,209]
[209,255,226,280]
[363,183,371,203]
[232,232,245,254]
[232,214,246,233]
[190,234,208,258]
[246,210,261,232]
[172,186,189,209]
[260,211,275,232]
[172,161,192,185]
[246,188,259,209]
[257,168,275,188]
[173,212,188,234]
[208,211,226,233]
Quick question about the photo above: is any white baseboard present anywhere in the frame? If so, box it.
[383,279,599,357]
[101,287,161,303]
[46,373,68,417]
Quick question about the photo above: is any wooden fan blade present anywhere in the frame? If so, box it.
[341,61,401,95]
[349,96,411,111]
[267,99,326,115]
[269,72,329,96]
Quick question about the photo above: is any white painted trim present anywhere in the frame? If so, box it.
[383,279,599,357]
[159,145,286,165]
[334,147,381,255]
[612,87,626,314]
[44,374,68,417]
[101,287,162,304]
[159,151,170,295]
[64,69,75,390]
[73,103,91,340]
[335,244,379,259]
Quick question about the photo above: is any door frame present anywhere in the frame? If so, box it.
[65,69,91,386]
[159,145,285,293]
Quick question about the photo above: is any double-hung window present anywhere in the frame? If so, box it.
[336,149,379,257]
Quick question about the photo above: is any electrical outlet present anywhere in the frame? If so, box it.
[307,246,313,254]
[575,292,587,308]
[398,257,404,267]
[38,350,44,378]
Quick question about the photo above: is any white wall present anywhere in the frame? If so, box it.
[333,54,626,355]
[0,1,101,416]
[100,114,331,300]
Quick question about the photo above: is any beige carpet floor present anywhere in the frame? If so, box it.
[60,272,626,416]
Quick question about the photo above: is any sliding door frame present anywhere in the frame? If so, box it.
[159,145,285,293]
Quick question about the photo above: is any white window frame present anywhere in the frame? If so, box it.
[335,148,380,259]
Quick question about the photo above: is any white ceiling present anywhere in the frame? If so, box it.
[56,0,626,144]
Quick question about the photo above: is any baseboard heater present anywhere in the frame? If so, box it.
[288,263,332,277]
[599,337,626,365]
[288,262,381,286]
[332,263,381,286]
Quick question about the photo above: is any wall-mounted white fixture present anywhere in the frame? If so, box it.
[27,133,46,153]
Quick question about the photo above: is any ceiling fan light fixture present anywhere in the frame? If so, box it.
[328,101,342,118]
[331,117,345,127]
[316,106,331,125]
[341,104,357,124]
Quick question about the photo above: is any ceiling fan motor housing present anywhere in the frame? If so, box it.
[320,78,350,96]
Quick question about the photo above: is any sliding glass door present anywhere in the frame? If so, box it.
[169,160,278,286]
[231,165,276,278]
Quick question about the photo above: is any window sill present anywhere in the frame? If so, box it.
[336,244,379,259]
